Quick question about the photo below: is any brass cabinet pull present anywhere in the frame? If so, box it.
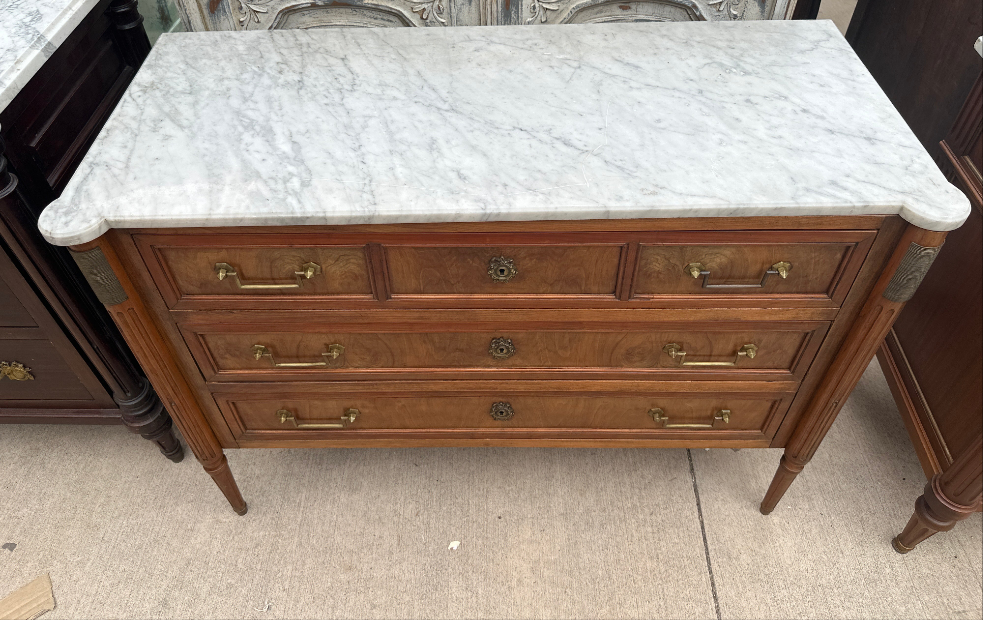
[0,361,34,381]
[489,337,516,360]
[488,256,518,282]
[277,408,359,429]
[215,261,321,289]
[685,261,791,288]
[251,343,344,367]
[490,401,515,421]
[649,408,730,429]
[662,343,757,366]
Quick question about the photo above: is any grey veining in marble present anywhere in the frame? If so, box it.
[39,20,971,246]
[0,0,102,114]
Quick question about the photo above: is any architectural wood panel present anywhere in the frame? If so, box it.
[177,0,793,31]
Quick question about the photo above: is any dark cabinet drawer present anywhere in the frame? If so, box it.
[0,339,95,400]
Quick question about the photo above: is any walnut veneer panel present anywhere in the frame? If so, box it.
[385,244,624,297]
[186,323,828,382]
[633,230,876,305]
[147,243,374,306]
[218,392,789,438]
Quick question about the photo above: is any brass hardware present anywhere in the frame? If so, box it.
[649,408,731,429]
[69,247,128,306]
[488,256,518,282]
[685,261,791,288]
[215,261,321,289]
[251,343,344,367]
[0,361,34,381]
[490,401,515,421]
[489,337,516,360]
[277,408,359,429]
[662,343,757,366]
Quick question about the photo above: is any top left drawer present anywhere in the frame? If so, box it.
[136,236,375,309]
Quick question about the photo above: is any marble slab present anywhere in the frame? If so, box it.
[39,20,971,246]
[0,0,102,114]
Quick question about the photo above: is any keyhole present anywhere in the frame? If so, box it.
[498,346,507,355]
[498,267,508,277]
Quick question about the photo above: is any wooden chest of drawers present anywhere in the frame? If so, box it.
[39,24,970,538]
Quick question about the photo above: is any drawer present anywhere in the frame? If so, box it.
[632,231,875,305]
[384,244,624,297]
[141,241,375,306]
[0,339,95,401]
[183,323,828,381]
[215,390,792,442]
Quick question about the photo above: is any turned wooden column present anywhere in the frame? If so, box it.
[70,234,247,515]
[1,138,183,462]
[893,435,982,553]
[760,224,948,514]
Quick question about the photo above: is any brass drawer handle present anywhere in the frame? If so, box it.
[252,343,344,367]
[490,401,515,421]
[215,261,321,289]
[277,408,359,429]
[488,256,518,282]
[0,361,34,381]
[489,337,516,360]
[649,408,730,429]
[685,261,791,289]
[662,343,757,366]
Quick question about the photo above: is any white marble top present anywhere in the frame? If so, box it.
[39,20,971,246]
[0,0,102,114]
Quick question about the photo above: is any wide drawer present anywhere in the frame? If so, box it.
[384,244,624,297]
[183,322,828,382]
[632,230,875,305]
[215,389,793,443]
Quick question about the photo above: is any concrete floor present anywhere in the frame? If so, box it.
[1,361,980,619]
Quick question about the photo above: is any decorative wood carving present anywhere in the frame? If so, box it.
[177,0,789,30]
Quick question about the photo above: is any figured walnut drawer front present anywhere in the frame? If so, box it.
[0,339,95,401]
[218,393,787,437]
[633,232,875,304]
[384,245,623,297]
[185,324,828,381]
[144,244,374,306]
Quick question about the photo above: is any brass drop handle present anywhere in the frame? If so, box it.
[649,408,730,429]
[277,408,359,429]
[662,343,757,366]
[489,337,516,360]
[488,256,518,282]
[685,261,791,288]
[0,361,34,381]
[490,401,515,420]
[215,261,321,289]
[252,343,345,367]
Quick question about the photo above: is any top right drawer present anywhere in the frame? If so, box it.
[632,230,876,307]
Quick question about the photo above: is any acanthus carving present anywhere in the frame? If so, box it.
[410,0,447,24]
[526,0,561,23]
[707,0,747,19]
[235,0,273,26]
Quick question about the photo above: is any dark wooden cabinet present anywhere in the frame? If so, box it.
[850,0,982,551]
[0,0,182,461]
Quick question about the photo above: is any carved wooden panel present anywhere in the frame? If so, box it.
[176,0,792,31]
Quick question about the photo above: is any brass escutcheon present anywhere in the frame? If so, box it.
[490,401,515,421]
[489,337,516,360]
[0,361,34,381]
[488,256,518,282]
